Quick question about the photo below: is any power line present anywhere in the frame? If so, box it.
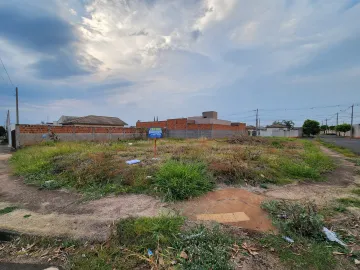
[0,55,14,86]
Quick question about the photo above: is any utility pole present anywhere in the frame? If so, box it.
[336,113,338,126]
[255,109,259,136]
[325,118,328,126]
[351,104,354,138]
[16,87,19,125]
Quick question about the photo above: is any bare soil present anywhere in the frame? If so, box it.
[0,152,165,241]
[174,188,274,232]
[263,146,359,205]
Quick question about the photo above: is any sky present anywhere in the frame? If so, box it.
[1,0,360,127]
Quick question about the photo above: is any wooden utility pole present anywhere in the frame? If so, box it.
[16,87,19,124]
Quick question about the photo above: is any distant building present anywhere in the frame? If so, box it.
[57,115,128,127]
[247,124,302,137]
[136,111,246,138]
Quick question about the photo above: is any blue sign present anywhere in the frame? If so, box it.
[148,128,162,139]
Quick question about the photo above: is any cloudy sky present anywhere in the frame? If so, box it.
[1,0,360,126]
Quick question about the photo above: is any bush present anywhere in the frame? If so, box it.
[116,216,184,251]
[261,200,324,239]
[174,225,234,270]
[154,160,214,201]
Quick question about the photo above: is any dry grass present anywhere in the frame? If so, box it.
[10,137,334,198]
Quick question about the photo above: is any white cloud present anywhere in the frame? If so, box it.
[69,8,77,15]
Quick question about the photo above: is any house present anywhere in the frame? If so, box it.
[58,115,128,127]
[187,111,232,125]
[246,124,302,137]
[136,111,246,138]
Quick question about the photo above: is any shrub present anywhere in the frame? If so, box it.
[154,160,214,201]
[174,225,235,270]
[116,216,184,251]
[261,200,324,239]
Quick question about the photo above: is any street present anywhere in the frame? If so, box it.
[320,135,360,155]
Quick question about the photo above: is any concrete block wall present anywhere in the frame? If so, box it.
[15,125,146,148]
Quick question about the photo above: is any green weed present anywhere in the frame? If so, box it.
[174,225,235,270]
[116,216,184,251]
[261,235,337,270]
[319,140,357,158]
[337,197,360,208]
[352,188,360,196]
[0,206,18,215]
[154,160,214,201]
[261,200,324,239]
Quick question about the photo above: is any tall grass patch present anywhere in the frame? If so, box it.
[117,216,184,251]
[154,160,215,201]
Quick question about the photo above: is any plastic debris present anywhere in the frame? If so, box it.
[128,143,133,145]
[282,236,294,243]
[126,159,140,165]
[146,176,152,179]
[147,249,153,257]
[323,227,346,247]
[355,259,360,265]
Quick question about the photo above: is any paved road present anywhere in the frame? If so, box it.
[320,135,360,155]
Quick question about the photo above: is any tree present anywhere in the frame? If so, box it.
[272,120,294,130]
[320,125,329,134]
[0,126,6,137]
[282,120,295,130]
[302,119,320,137]
[329,125,335,131]
[335,124,352,136]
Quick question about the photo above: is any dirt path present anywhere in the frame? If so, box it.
[0,151,165,241]
[264,146,360,204]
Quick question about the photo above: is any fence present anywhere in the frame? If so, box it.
[15,125,146,148]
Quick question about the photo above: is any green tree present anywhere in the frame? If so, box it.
[282,120,295,130]
[335,124,352,136]
[0,126,6,137]
[302,119,320,137]
[329,125,335,131]
[320,125,329,134]
[272,120,283,125]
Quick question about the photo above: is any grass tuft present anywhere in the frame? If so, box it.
[154,160,215,201]
[0,206,18,215]
[261,200,324,239]
[174,225,235,270]
[116,216,184,251]
[337,197,360,208]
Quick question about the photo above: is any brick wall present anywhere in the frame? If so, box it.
[15,125,146,148]
[136,119,246,139]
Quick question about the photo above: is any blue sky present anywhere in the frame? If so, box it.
[1,0,360,126]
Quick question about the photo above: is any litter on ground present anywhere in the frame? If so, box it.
[323,227,347,247]
[126,159,141,165]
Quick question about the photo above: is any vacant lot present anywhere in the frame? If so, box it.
[4,137,360,269]
[10,137,334,199]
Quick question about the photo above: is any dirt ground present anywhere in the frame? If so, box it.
[0,152,166,241]
[1,145,358,241]
[1,144,360,269]
[263,146,359,205]
[174,188,274,232]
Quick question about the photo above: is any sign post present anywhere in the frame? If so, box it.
[148,128,162,158]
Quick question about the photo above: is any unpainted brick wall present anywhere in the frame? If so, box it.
[16,125,146,148]
[137,118,246,139]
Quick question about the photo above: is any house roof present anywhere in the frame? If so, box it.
[266,124,287,128]
[63,115,127,126]
[58,115,80,124]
